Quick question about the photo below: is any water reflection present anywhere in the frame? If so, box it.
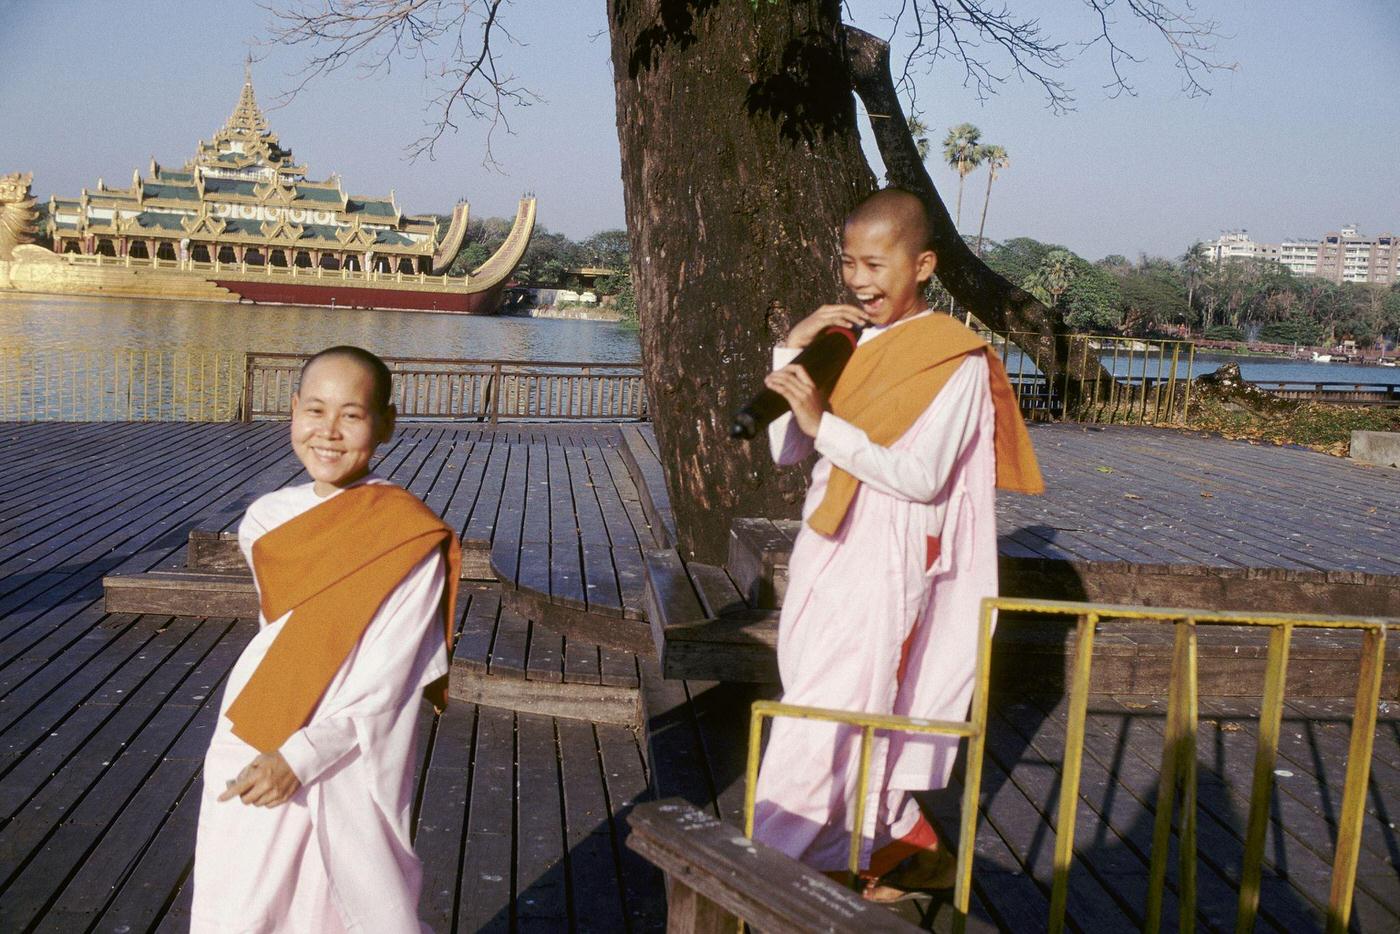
[0,294,641,362]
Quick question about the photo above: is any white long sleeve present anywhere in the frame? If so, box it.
[766,345,814,464]
[276,551,447,786]
[812,353,988,503]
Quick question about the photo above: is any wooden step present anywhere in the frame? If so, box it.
[449,586,642,727]
[648,546,1400,698]
[725,517,798,609]
[618,425,675,547]
[103,568,259,617]
[728,517,1400,618]
[645,547,779,683]
[187,528,494,579]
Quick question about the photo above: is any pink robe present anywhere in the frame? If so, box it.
[191,476,448,933]
[753,313,999,871]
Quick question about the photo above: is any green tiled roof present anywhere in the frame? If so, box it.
[301,224,343,240]
[134,212,187,231]
[222,218,264,236]
[204,178,258,197]
[347,199,395,218]
[375,230,414,245]
[158,171,194,182]
[296,187,342,204]
[145,182,199,202]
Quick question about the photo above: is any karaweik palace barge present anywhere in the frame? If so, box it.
[0,71,535,314]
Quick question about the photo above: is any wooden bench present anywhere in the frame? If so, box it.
[626,799,918,933]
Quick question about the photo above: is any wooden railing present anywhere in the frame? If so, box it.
[0,347,245,421]
[241,352,648,422]
[1250,380,1400,407]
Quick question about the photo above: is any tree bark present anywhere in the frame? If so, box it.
[608,0,876,561]
[842,26,1106,402]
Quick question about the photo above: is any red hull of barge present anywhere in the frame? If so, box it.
[214,278,505,314]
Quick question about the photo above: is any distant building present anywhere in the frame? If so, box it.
[1313,226,1397,285]
[1202,225,1397,285]
[1204,231,1262,264]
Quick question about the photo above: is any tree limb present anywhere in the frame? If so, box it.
[883,0,1234,114]
[262,0,539,167]
[842,24,1106,401]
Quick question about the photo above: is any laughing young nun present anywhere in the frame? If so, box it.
[752,188,1043,902]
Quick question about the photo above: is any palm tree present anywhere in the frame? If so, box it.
[973,144,1008,256]
[908,116,931,163]
[1180,241,1208,332]
[942,123,983,230]
[1026,249,1076,308]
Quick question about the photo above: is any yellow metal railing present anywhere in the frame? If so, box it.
[981,330,1198,425]
[743,597,1387,934]
[1070,334,1197,425]
[0,347,245,421]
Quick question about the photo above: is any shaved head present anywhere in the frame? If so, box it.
[301,345,394,413]
[844,188,933,255]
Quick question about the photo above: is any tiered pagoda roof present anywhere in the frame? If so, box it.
[46,70,470,271]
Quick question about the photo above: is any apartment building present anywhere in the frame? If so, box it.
[1203,225,1397,284]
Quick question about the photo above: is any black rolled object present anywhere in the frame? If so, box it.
[730,325,863,440]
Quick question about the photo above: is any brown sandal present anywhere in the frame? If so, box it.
[862,847,957,903]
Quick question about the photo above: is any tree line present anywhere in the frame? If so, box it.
[965,236,1400,348]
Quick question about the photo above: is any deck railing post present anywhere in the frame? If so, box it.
[1234,623,1292,934]
[240,354,255,422]
[1324,626,1385,933]
[1049,611,1098,934]
[490,363,501,425]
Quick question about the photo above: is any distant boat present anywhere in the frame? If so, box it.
[1379,358,1398,367]
[1311,352,1334,363]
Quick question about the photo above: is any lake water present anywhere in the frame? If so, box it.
[3,293,1397,388]
[0,294,642,362]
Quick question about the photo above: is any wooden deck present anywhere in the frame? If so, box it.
[1,420,1398,931]
[0,422,669,932]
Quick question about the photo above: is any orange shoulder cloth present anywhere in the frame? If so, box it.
[225,483,461,753]
[806,313,1044,537]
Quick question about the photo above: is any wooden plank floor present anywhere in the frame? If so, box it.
[3,421,1398,931]
[645,678,1400,933]
[1005,424,1400,574]
[0,422,668,932]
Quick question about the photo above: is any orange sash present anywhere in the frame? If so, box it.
[806,313,1044,537]
[226,484,461,754]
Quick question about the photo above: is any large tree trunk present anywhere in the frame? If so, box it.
[608,0,875,561]
[842,26,1106,403]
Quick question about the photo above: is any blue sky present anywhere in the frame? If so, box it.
[2,1,1396,260]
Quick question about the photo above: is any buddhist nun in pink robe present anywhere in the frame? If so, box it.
[191,476,453,933]
[753,309,1042,876]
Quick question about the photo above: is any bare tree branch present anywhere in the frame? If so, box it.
[842,23,1111,401]
[260,0,539,168]
[889,0,1233,114]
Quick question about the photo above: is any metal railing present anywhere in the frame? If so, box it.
[982,331,1199,425]
[743,596,1387,934]
[0,347,245,421]
[1069,335,1198,425]
[242,352,648,422]
[1251,380,1400,407]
